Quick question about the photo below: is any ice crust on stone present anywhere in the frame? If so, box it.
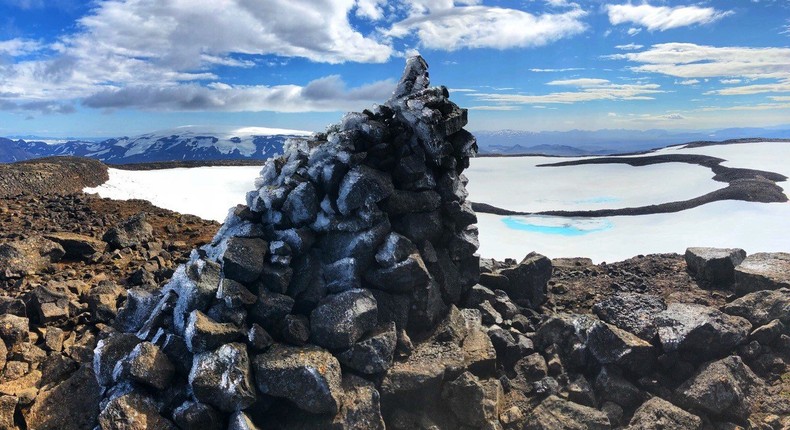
[94,55,480,427]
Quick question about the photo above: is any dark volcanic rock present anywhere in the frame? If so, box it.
[490,252,551,307]
[724,288,790,326]
[189,342,257,412]
[674,355,764,420]
[0,236,64,279]
[222,237,267,284]
[337,322,397,375]
[593,293,666,341]
[734,252,790,295]
[102,212,153,249]
[626,397,702,430]
[98,393,176,430]
[44,232,105,261]
[92,55,481,429]
[253,344,343,414]
[684,247,746,287]
[310,289,378,350]
[525,395,610,430]
[655,303,751,362]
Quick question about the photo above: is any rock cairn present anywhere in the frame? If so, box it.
[93,56,481,428]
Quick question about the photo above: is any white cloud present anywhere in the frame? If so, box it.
[82,76,395,113]
[677,79,700,85]
[608,43,790,95]
[0,38,43,56]
[470,78,663,105]
[720,79,742,84]
[355,0,387,20]
[615,43,643,51]
[547,78,610,86]
[770,96,790,101]
[530,67,585,72]
[627,27,642,36]
[387,6,587,51]
[606,3,733,31]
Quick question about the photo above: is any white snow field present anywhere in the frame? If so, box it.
[84,166,264,222]
[85,141,790,263]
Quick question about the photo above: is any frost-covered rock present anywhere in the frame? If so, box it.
[93,55,480,428]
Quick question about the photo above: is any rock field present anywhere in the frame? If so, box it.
[0,57,787,430]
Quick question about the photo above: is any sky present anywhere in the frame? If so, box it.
[0,0,789,138]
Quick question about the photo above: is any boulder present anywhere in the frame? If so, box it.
[684,247,746,287]
[117,341,174,390]
[43,232,105,260]
[217,278,257,308]
[0,395,15,430]
[93,333,140,387]
[493,252,551,307]
[114,287,160,333]
[626,397,702,430]
[253,344,343,414]
[595,366,646,409]
[184,310,243,353]
[228,411,260,430]
[310,289,378,350]
[337,322,397,375]
[734,252,790,295]
[723,288,790,326]
[524,395,610,430]
[222,237,267,284]
[189,342,257,412]
[586,320,656,375]
[365,253,430,293]
[282,181,319,226]
[0,314,28,345]
[441,372,502,428]
[675,356,764,420]
[288,375,386,430]
[23,366,101,430]
[337,165,394,216]
[102,213,153,249]
[172,401,224,430]
[249,289,294,332]
[592,293,666,341]
[655,303,751,361]
[98,393,176,430]
[0,236,64,279]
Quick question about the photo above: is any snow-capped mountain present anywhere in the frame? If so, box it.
[0,126,313,164]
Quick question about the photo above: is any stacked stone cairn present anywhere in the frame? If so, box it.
[92,56,486,429]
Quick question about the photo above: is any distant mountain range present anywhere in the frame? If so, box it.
[3,125,790,163]
[474,126,790,156]
[0,126,312,164]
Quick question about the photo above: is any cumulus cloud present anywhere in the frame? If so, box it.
[387,6,587,50]
[606,3,733,31]
[470,78,663,105]
[677,79,700,85]
[82,76,395,113]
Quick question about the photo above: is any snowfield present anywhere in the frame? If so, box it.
[84,141,790,263]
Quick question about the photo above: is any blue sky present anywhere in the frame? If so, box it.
[0,0,789,138]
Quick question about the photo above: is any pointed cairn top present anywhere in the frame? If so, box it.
[391,55,430,100]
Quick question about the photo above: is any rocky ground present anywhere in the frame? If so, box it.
[0,193,788,429]
[0,56,788,430]
[0,190,218,429]
[0,157,108,198]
